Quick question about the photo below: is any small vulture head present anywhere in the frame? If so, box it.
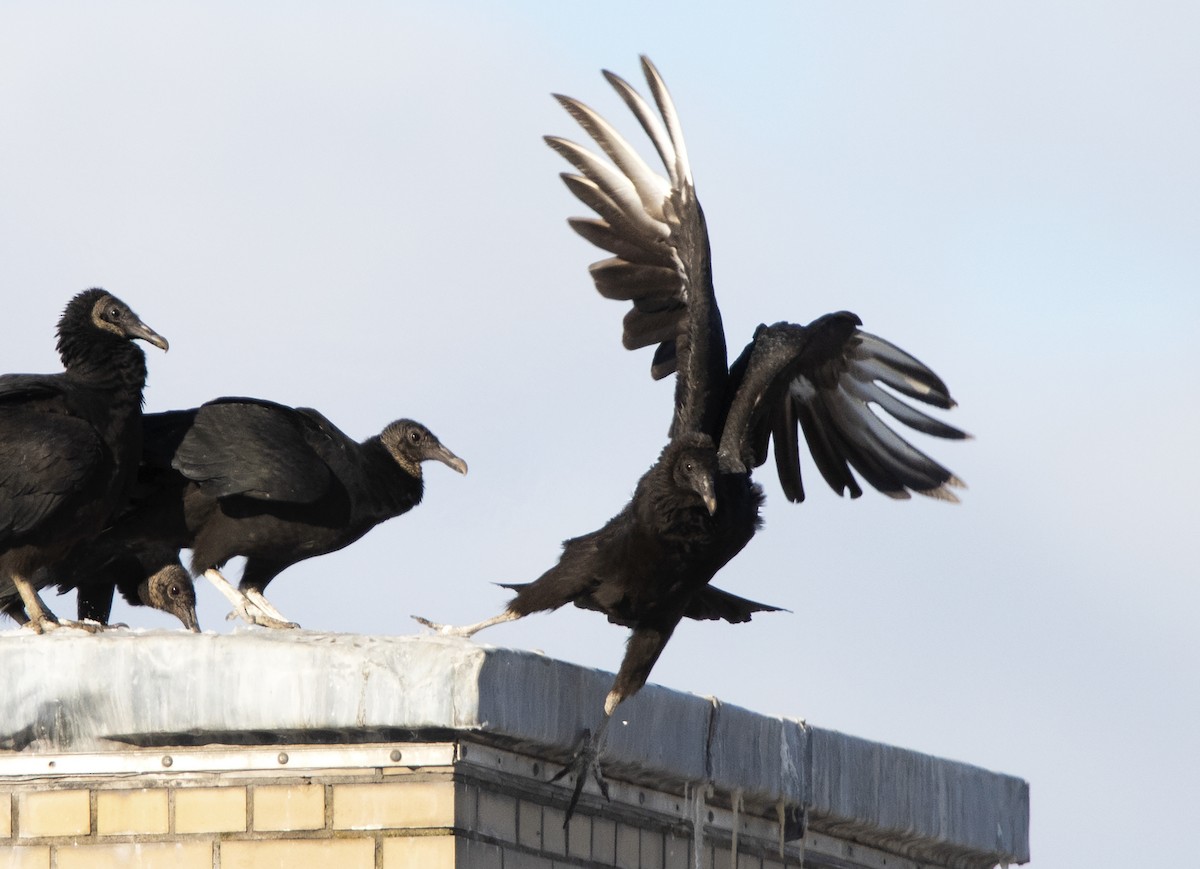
[73,289,170,351]
[671,437,719,516]
[140,564,200,632]
[381,420,468,478]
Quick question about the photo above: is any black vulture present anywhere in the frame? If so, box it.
[0,289,168,633]
[417,57,968,819]
[96,397,467,628]
[73,546,199,631]
[0,543,199,632]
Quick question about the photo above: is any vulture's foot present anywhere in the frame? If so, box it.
[411,609,519,638]
[549,728,610,825]
[243,589,300,629]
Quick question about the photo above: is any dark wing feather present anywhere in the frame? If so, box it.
[589,257,681,301]
[550,56,728,435]
[0,374,68,408]
[717,315,860,471]
[0,410,104,543]
[141,409,199,469]
[716,314,965,500]
[782,394,861,501]
[567,217,675,268]
[166,398,333,502]
[498,523,618,618]
[682,584,787,624]
[771,329,968,502]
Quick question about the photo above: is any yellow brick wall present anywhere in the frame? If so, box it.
[16,790,89,838]
[0,775,461,869]
[0,846,51,869]
[174,786,246,834]
[221,838,376,869]
[333,781,455,830]
[56,842,211,869]
[0,743,824,869]
[96,789,168,836]
[252,783,324,832]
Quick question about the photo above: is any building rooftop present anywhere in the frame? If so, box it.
[0,630,1029,868]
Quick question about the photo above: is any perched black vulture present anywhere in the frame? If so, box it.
[0,289,168,633]
[0,543,198,632]
[74,547,198,631]
[98,397,467,628]
[417,58,968,818]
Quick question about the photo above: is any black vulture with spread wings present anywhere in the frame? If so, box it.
[417,58,967,818]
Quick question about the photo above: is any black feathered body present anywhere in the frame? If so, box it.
[514,482,712,626]
[190,436,425,592]
[112,398,437,595]
[502,436,773,701]
[0,293,152,589]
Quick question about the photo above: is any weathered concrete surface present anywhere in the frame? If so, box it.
[0,629,1029,866]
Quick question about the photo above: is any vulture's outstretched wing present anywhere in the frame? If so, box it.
[777,331,969,501]
[548,56,728,438]
[552,57,968,503]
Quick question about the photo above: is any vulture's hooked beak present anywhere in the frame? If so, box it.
[698,476,718,516]
[127,317,169,352]
[431,443,468,476]
[179,605,201,634]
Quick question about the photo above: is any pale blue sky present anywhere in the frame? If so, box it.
[3,4,1197,866]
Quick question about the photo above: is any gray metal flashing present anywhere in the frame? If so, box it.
[806,727,1030,866]
[0,629,1028,866]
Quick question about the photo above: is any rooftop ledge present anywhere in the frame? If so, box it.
[0,630,1029,867]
